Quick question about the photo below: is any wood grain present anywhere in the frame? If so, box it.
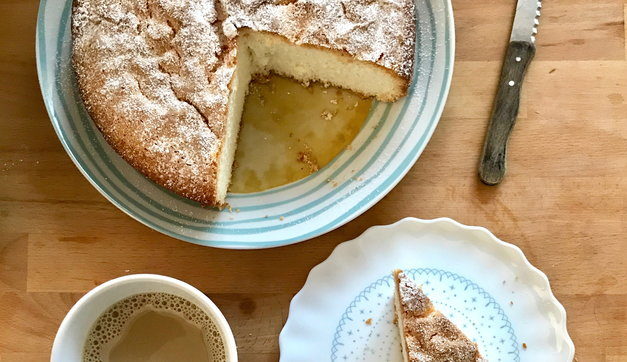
[1,0,626,361]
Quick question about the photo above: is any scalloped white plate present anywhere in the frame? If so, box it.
[279,218,574,362]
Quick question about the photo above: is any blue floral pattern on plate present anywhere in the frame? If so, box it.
[331,268,518,362]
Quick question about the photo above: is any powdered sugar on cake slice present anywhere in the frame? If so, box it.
[393,270,486,362]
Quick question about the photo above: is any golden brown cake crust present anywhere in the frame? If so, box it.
[394,270,485,362]
[72,0,415,205]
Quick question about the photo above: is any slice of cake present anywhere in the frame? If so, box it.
[71,0,416,206]
[393,270,485,362]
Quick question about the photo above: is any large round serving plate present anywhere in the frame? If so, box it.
[36,0,455,248]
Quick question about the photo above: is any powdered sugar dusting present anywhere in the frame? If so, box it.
[72,0,415,205]
[397,271,433,317]
[224,0,415,78]
[396,271,485,361]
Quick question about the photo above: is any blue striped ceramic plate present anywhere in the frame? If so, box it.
[36,0,455,249]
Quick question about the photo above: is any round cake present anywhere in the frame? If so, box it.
[72,0,416,206]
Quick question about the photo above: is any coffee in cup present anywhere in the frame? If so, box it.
[51,274,237,362]
[83,292,226,361]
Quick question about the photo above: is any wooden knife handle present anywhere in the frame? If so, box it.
[479,41,535,185]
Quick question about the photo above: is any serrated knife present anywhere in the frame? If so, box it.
[479,0,542,185]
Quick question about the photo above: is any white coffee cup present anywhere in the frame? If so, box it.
[51,274,237,361]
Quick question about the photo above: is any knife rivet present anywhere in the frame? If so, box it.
[508,81,515,86]
[515,57,522,62]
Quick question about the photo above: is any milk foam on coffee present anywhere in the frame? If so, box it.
[83,293,226,362]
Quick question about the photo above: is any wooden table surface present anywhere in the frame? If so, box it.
[1,0,626,361]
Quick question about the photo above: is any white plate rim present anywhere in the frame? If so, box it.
[279,217,575,361]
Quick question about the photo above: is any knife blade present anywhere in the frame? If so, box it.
[479,0,542,185]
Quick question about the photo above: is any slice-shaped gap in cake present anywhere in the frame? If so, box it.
[216,30,410,202]
[393,270,485,362]
[229,74,371,193]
